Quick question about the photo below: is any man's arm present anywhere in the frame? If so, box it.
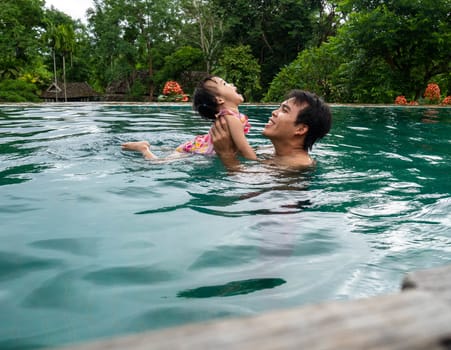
[211,117,242,170]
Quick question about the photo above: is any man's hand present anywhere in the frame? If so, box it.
[211,117,240,169]
[211,117,235,155]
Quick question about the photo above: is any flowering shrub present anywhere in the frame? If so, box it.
[395,95,407,105]
[158,81,189,102]
[395,95,420,105]
[163,81,183,95]
[441,96,451,105]
[423,83,441,104]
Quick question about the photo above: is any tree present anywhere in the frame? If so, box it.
[264,40,343,102]
[336,0,451,100]
[312,1,341,47]
[43,8,92,90]
[214,45,261,102]
[0,0,46,80]
[42,19,76,101]
[210,0,324,91]
[56,24,76,101]
[155,46,204,94]
[66,22,95,83]
[43,20,60,98]
[88,0,182,100]
[0,79,41,102]
[180,0,225,73]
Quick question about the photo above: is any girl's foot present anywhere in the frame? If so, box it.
[121,141,156,159]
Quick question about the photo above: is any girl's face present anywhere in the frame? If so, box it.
[206,77,244,106]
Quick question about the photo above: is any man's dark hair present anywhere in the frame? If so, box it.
[287,90,332,151]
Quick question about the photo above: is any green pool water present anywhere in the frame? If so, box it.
[0,103,450,349]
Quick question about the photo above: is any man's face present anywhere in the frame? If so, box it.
[262,98,305,140]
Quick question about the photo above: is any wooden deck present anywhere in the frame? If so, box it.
[60,264,451,350]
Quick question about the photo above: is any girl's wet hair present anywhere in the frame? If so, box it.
[192,76,219,121]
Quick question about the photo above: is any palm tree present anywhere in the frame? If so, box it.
[57,24,75,102]
[43,20,59,100]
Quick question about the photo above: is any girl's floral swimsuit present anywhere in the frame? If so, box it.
[176,109,251,155]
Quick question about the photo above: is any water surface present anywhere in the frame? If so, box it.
[0,103,450,349]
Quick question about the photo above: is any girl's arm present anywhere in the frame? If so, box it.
[223,114,257,160]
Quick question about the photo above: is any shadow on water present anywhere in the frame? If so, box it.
[177,278,286,298]
[0,340,46,350]
[134,195,312,216]
[0,251,63,282]
[82,265,177,286]
[29,238,99,257]
[0,163,51,186]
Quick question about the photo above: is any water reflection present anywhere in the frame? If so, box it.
[420,109,440,123]
[135,164,314,216]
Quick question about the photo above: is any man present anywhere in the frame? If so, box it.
[211,90,332,169]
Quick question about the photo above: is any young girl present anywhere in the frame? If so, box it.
[121,76,257,161]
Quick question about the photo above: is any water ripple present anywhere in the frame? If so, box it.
[83,266,177,286]
[0,252,63,282]
[29,238,99,257]
[0,104,450,349]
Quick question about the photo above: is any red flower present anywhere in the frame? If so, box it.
[162,81,184,96]
[395,95,407,105]
[424,83,441,103]
[441,96,451,105]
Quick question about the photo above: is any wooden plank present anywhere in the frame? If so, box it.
[60,290,451,350]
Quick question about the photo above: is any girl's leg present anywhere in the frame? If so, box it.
[121,141,157,159]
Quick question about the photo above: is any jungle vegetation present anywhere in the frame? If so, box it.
[0,0,449,103]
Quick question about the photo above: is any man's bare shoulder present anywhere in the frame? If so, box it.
[266,155,315,170]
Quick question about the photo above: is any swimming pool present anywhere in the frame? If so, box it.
[1,103,450,349]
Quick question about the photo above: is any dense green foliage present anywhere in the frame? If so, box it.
[0,0,45,80]
[0,0,449,103]
[265,41,342,102]
[155,46,204,85]
[210,0,323,91]
[0,79,41,102]
[267,0,451,103]
[214,45,262,102]
[336,0,451,102]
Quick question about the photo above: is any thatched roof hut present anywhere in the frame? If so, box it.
[41,82,101,102]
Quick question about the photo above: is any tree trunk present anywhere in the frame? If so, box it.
[53,50,58,102]
[148,44,153,102]
[63,54,67,102]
